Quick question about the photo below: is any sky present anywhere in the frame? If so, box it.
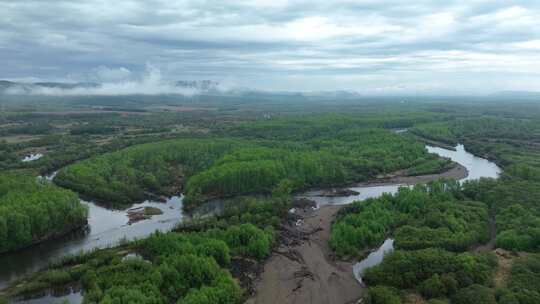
[2,0,540,95]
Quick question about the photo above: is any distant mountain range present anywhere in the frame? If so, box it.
[175,80,219,91]
[0,80,99,94]
[2,79,539,100]
[0,80,220,94]
[491,91,540,99]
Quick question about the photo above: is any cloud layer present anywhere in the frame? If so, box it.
[2,1,540,94]
[4,65,200,96]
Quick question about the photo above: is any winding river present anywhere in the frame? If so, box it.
[0,196,185,290]
[300,144,501,283]
[1,143,502,303]
[300,144,501,207]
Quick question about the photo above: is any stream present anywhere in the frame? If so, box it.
[0,196,184,290]
[299,144,501,284]
[2,143,502,302]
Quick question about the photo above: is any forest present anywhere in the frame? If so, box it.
[0,172,88,253]
[54,119,452,208]
[8,223,271,304]
[329,109,540,304]
[411,117,540,252]
[331,179,540,303]
[4,194,287,304]
[330,181,490,257]
[3,99,540,303]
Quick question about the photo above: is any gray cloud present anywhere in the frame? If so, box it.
[1,0,540,94]
[5,65,200,96]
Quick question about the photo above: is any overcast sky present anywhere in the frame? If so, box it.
[2,0,540,94]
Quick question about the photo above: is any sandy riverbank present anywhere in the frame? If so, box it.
[355,163,468,187]
[246,205,361,304]
[246,163,469,304]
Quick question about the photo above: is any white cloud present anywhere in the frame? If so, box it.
[2,1,540,93]
[6,65,198,96]
[513,40,540,50]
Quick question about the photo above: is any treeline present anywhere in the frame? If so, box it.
[55,139,242,206]
[223,112,450,141]
[55,123,451,208]
[11,224,272,304]
[7,195,284,303]
[463,177,540,252]
[330,180,505,303]
[501,254,540,303]
[330,180,490,257]
[411,117,540,168]
[0,172,88,253]
[410,116,540,252]
[332,178,540,303]
[364,249,497,303]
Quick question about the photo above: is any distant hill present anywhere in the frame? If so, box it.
[175,80,219,91]
[0,80,16,90]
[0,80,219,94]
[0,80,99,94]
[492,91,540,100]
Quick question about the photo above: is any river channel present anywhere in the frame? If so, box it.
[2,143,502,302]
[299,144,501,283]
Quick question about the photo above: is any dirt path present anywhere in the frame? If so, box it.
[246,205,362,304]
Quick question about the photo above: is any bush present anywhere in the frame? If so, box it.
[420,274,447,298]
[366,286,401,304]
[451,285,496,304]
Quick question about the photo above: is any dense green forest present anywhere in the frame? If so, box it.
[364,249,497,302]
[0,172,87,253]
[411,117,540,252]
[55,119,452,208]
[5,195,287,303]
[8,224,270,304]
[332,179,540,303]
[5,99,540,303]
[330,181,490,257]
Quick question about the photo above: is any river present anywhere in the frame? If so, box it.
[298,143,501,284]
[0,196,184,290]
[299,144,501,207]
[2,143,502,302]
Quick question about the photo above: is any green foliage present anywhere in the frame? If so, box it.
[365,286,402,304]
[410,122,458,145]
[202,223,273,260]
[451,284,496,304]
[462,178,540,252]
[177,196,288,233]
[330,181,489,256]
[56,139,240,206]
[58,225,263,303]
[496,254,540,303]
[55,122,447,208]
[0,172,87,253]
[364,249,496,301]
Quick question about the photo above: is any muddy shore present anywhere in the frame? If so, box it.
[246,205,360,304]
[247,163,469,304]
[355,163,467,187]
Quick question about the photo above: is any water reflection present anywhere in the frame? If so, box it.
[426,144,501,181]
[298,184,402,206]
[22,153,43,162]
[0,196,184,288]
[1,143,502,292]
[353,239,394,284]
[300,144,501,207]
[297,144,502,284]
[14,288,83,304]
